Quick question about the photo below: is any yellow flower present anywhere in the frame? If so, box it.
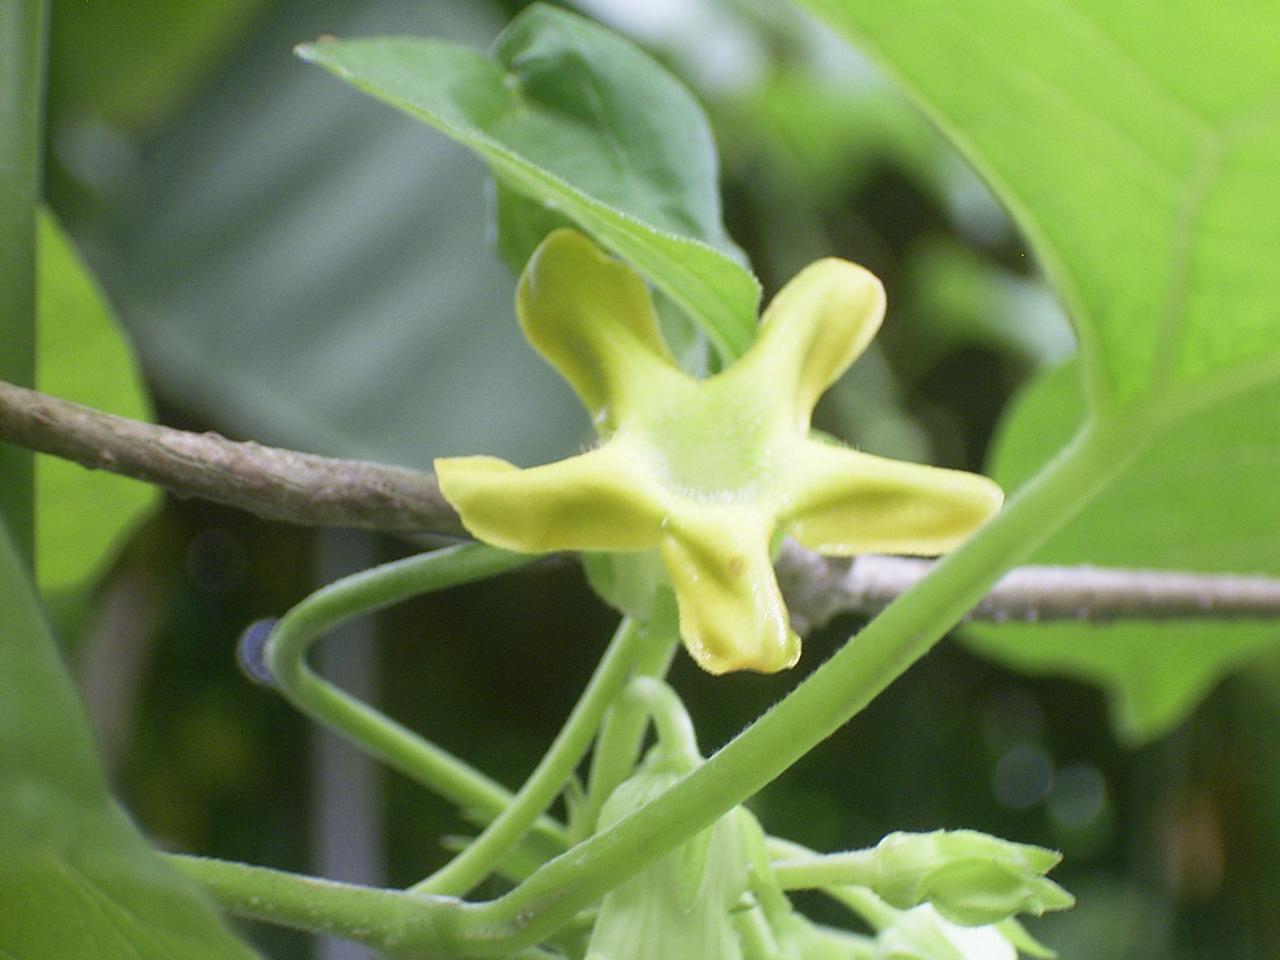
[436,230,1002,674]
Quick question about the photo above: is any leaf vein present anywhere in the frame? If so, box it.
[1043,0,1216,134]
[52,858,151,960]
[1148,140,1225,399]
[935,5,1193,189]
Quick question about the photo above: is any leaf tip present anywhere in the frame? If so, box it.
[294,35,338,62]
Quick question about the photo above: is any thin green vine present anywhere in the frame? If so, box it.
[581,601,679,837]
[411,615,658,897]
[259,542,565,854]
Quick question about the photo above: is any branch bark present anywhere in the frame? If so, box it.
[775,544,1280,632]
[0,379,465,537]
[6,378,1280,629]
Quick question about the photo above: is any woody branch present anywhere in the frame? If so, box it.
[4,378,1280,629]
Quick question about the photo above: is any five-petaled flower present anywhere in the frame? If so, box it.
[436,230,1002,674]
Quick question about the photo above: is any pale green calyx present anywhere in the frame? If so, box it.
[435,229,1004,674]
[585,752,748,960]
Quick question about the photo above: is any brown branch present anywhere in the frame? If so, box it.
[0,379,465,537]
[6,378,1280,629]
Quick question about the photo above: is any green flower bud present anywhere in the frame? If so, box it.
[868,831,1074,927]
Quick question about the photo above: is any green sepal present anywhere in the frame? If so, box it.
[581,552,670,623]
[586,751,748,960]
[995,919,1057,960]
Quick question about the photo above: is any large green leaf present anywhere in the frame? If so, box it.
[298,3,759,359]
[794,0,1280,415]
[964,362,1280,743]
[37,211,159,595]
[0,522,259,958]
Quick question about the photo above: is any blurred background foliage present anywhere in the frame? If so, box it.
[38,0,1280,957]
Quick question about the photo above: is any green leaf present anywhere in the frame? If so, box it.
[794,0,1280,415]
[492,180,574,276]
[0,521,260,959]
[964,362,1280,743]
[37,210,159,595]
[297,3,759,359]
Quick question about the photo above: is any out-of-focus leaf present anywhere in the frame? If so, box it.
[795,0,1280,418]
[298,3,759,359]
[37,210,159,595]
[745,68,946,204]
[0,521,260,959]
[901,238,1075,375]
[965,362,1280,743]
[108,0,590,470]
[49,0,266,130]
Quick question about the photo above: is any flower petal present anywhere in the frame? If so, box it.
[659,506,799,674]
[782,440,1003,556]
[518,229,682,428]
[435,441,666,553]
[736,258,885,427]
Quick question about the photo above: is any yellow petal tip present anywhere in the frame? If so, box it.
[688,627,802,676]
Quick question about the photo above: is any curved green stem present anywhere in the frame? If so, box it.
[411,615,651,897]
[164,855,557,960]
[769,849,881,891]
[823,885,900,933]
[262,543,567,853]
[734,901,783,960]
[624,676,701,768]
[582,601,679,836]
[0,0,47,566]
